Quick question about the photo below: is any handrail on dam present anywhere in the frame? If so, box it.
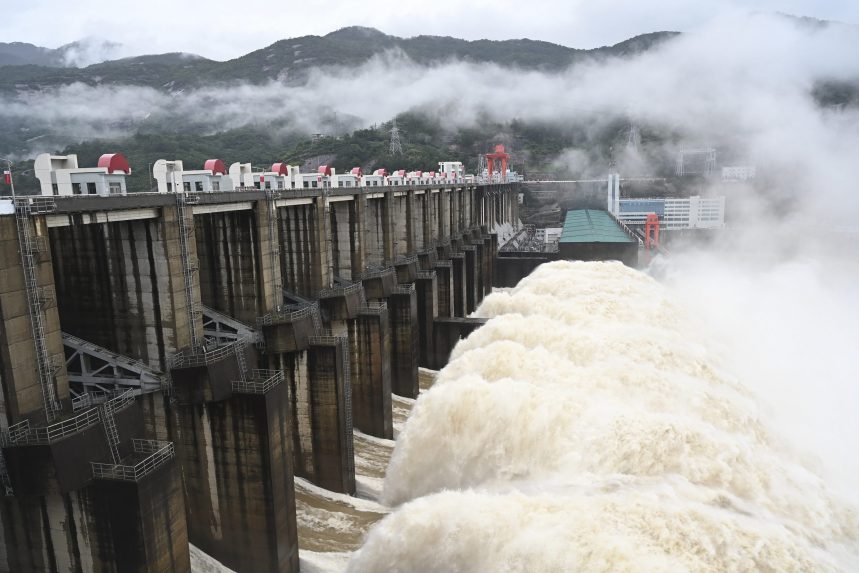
[354,265,395,281]
[169,338,247,369]
[359,301,388,315]
[256,304,316,326]
[231,370,284,395]
[1,407,101,447]
[91,439,175,482]
[318,282,363,299]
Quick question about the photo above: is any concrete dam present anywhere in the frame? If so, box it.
[0,181,520,572]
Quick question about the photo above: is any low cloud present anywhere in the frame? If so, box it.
[2,12,857,219]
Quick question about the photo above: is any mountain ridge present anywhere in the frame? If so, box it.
[0,27,680,92]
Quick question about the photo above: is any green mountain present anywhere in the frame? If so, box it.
[0,27,679,92]
[0,42,65,67]
[0,39,127,68]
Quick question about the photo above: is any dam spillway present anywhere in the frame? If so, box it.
[0,181,519,573]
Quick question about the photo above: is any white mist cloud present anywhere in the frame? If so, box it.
[4,12,858,221]
[60,37,129,67]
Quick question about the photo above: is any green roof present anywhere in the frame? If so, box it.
[559,209,635,244]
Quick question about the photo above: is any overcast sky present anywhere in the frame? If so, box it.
[1,0,857,61]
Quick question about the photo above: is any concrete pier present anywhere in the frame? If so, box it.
[387,284,419,398]
[347,304,392,439]
[172,373,298,573]
[304,337,356,494]
[415,271,438,368]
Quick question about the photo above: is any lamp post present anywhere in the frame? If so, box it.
[0,157,16,198]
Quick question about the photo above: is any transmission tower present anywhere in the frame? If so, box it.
[389,119,403,156]
[477,154,487,177]
[626,124,641,152]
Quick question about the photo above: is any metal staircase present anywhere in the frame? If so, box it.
[265,190,282,309]
[14,197,60,422]
[100,390,135,465]
[101,404,121,463]
[233,339,248,383]
[176,193,202,349]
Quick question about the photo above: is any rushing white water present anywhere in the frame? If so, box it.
[347,260,859,572]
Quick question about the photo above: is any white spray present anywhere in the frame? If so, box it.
[347,260,858,572]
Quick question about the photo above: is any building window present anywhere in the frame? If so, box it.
[72,183,82,195]
[277,180,284,189]
[184,182,191,192]
[87,182,97,195]
[304,181,309,188]
[195,181,203,192]
[52,184,59,195]
[109,182,122,195]
[311,181,318,188]
[265,182,271,190]
[167,182,173,192]
[212,180,220,192]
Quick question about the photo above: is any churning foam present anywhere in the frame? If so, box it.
[347,260,858,572]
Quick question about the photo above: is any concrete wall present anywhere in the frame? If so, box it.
[0,182,520,573]
[195,210,262,323]
[558,242,638,267]
[49,208,199,371]
[278,200,332,298]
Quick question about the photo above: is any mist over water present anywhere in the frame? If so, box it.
[346,260,859,572]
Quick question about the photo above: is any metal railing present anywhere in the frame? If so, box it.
[308,330,346,346]
[231,370,284,394]
[359,301,387,315]
[2,406,102,447]
[393,284,415,295]
[105,388,136,415]
[607,210,643,245]
[318,282,363,299]
[27,197,57,214]
[71,393,92,412]
[354,265,394,281]
[170,338,246,370]
[91,440,175,482]
[391,254,418,266]
[256,304,315,327]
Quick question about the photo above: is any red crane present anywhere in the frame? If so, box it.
[485,144,510,182]
[644,213,660,249]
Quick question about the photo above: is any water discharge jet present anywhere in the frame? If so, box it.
[347,260,859,573]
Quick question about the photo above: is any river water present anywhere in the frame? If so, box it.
[195,260,858,572]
